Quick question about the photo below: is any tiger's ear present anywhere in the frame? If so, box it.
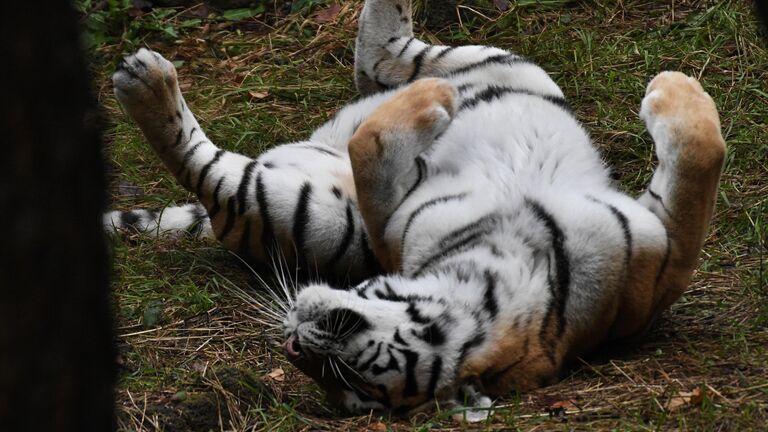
[445,382,494,423]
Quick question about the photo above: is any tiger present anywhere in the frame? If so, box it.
[107,0,726,420]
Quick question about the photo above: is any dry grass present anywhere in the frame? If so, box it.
[87,0,768,430]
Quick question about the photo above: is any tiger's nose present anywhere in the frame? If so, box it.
[284,334,302,358]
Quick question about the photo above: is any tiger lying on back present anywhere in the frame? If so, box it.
[107,0,726,420]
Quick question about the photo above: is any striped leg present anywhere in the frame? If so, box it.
[349,78,457,271]
[355,0,561,98]
[634,72,726,317]
[112,49,377,282]
[568,73,725,341]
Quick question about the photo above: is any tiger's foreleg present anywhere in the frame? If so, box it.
[112,49,374,281]
[348,78,457,271]
[113,49,255,216]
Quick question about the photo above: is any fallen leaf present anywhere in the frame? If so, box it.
[265,368,284,382]
[366,422,387,431]
[314,3,341,24]
[179,79,193,91]
[665,388,706,412]
[549,399,579,411]
[494,0,510,11]
[248,90,270,99]
[547,398,579,418]
[117,181,143,198]
[142,300,162,328]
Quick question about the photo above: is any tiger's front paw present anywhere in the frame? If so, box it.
[112,48,180,123]
[356,78,457,153]
[639,72,725,166]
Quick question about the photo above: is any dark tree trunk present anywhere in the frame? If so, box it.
[0,2,115,431]
[422,0,459,31]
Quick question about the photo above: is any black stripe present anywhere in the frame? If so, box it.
[459,85,569,112]
[456,83,475,94]
[402,156,426,203]
[120,210,141,231]
[397,37,415,57]
[172,129,182,148]
[400,193,468,255]
[648,188,670,213]
[418,322,446,346]
[456,331,485,368]
[448,53,527,76]
[408,46,431,82]
[207,177,225,219]
[398,348,420,397]
[393,328,408,346]
[383,156,427,237]
[434,46,456,60]
[606,203,633,267]
[371,349,401,375]
[119,61,159,97]
[327,200,355,267]
[427,356,443,398]
[358,342,382,371]
[372,58,384,71]
[236,161,258,215]
[437,213,499,249]
[413,214,500,276]
[587,196,633,269]
[526,198,570,337]
[186,204,208,237]
[374,282,433,303]
[300,144,341,158]
[483,269,499,319]
[256,172,277,257]
[238,219,252,256]
[292,182,313,265]
[406,303,430,324]
[412,230,485,276]
[360,231,383,274]
[175,141,205,177]
[217,196,237,240]
[195,150,225,197]
[184,127,198,147]
[654,232,671,287]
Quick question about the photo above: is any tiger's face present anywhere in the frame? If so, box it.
[282,279,484,414]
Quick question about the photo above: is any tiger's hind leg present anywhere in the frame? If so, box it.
[637,72,726,314]
[355,0,538,95]
[349,78,457,271]
[605,72,726,338]
[112,49,376,282]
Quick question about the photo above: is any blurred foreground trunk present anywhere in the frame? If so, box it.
[0,1,115,431]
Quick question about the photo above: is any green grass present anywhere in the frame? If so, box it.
[86,0,768,430]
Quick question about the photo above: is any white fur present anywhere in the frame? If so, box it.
[107,0,721,421]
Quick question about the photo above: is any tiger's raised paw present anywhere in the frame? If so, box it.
[639,71,725,167]
[112,48,180,124]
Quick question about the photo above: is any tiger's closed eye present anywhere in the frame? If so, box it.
[316,307,371,337]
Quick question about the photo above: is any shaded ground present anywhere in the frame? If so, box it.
[88,0,768,430]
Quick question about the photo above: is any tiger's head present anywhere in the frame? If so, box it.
[282,275,494,419]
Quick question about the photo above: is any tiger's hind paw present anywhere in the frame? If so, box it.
[639,71,725,168]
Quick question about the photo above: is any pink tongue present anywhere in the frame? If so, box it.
[285,334,300,357]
